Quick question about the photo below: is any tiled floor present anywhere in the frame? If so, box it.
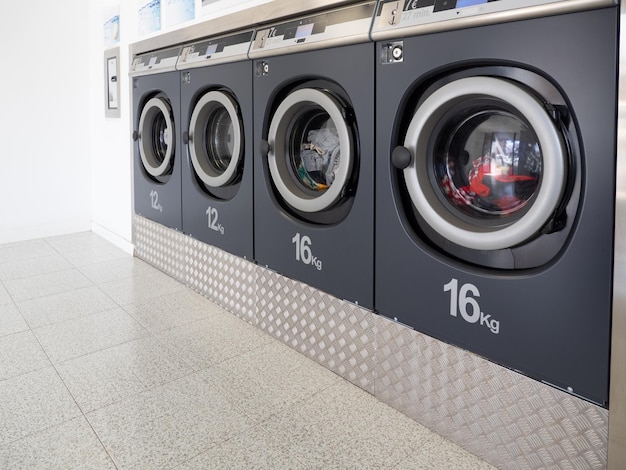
[0,232,496,469]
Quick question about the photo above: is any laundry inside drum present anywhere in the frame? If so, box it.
[290,109,341,193]
[434,110,542,221]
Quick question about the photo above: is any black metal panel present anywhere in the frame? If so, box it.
[253,42,375,309]
[180,60,254,260]
[375,7,618,405]
[132,70,182,231]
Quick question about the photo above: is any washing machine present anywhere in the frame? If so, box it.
[372,0,618,406]
[250,1,377,309]
[177,30,254,260]
[131,46,182,230]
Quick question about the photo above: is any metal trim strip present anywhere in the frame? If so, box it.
[608,0,626,466]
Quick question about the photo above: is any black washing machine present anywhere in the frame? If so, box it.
[250,1,377,309]
[178,30,254,260]
[372,0,618,406]
[131,46,182,230]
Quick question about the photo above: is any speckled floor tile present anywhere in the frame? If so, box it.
[203,341,341,422]
[123,288,221,333]
[62,244,130,268]
[0,330,50,381]
[175,426,302,470]
[78,257,156,285]
[0,239,57,264]
[87,373,254,470]
[298,381,437,468]
[0,303,28,337]
[86,372,222,423]
[260,380,436,469]
[0,416,116,470]
[56,335,193,412]
[0,254,72,281]
[3,269,92,302]
[0,367,81,446]
[44,232,111,254]
[155,313,272,371]
[33,308,149,363]
[16,286,118,329]
[98,268,186,305]
[0,233,507,469]
[0,283,11,306]
[256,404,349,469]
[395,432,497,470]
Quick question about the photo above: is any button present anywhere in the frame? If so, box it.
[392,45,403,61]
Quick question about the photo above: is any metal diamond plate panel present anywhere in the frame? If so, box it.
[184,236,257,324]
[256,268,376,393]
[133,215,186,283]
[132,215,609,469]
[374,315,609,470]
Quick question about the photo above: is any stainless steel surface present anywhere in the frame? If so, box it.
[176,30,254,70]
[375,315,609,469]
[129,46,181,76]
[256,268,376,393]
[129,0,358,56]
[133,215,611,469]
[247,1,375,58]
[608,2,626,467]
[371,0,617,40]
[184,235,258,325]
[133,215,186,284]
[133,215,257,324]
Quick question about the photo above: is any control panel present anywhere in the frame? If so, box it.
[130,45,181,76]
[177,30,254,69]
[249,1,376,58]
[371,0,612,39]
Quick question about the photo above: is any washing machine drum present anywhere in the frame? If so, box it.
[138,95,176,182]
[264,87,356,222]
[394,75,575,266]
[188,90,244,190]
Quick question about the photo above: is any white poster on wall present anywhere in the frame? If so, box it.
[163,0,195,28]
[138,0,161,36]
[103,7,121,47]
[201,0,271,18]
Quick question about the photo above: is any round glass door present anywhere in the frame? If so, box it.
[138,96,175,178]
[267,88,354,213]
[400,76,567,250]
[188,90,243,188]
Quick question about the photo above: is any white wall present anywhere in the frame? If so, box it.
[0,0,137,250]
[88,1,138,251]
[0,0,272,248]
[0,0,91,244]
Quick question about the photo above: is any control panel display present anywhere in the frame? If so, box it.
[177,30,253,68]
[403,0,494,9]
[295,23,315,38]
[205,43,218,56]
[372,0,569,37]
[131,46,180,74]
[249,1,375,57]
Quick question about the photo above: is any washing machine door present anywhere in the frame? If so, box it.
[138,95,176,179]
[266,88,354,214]
[396,76,568,251]
[188,90,243,188]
